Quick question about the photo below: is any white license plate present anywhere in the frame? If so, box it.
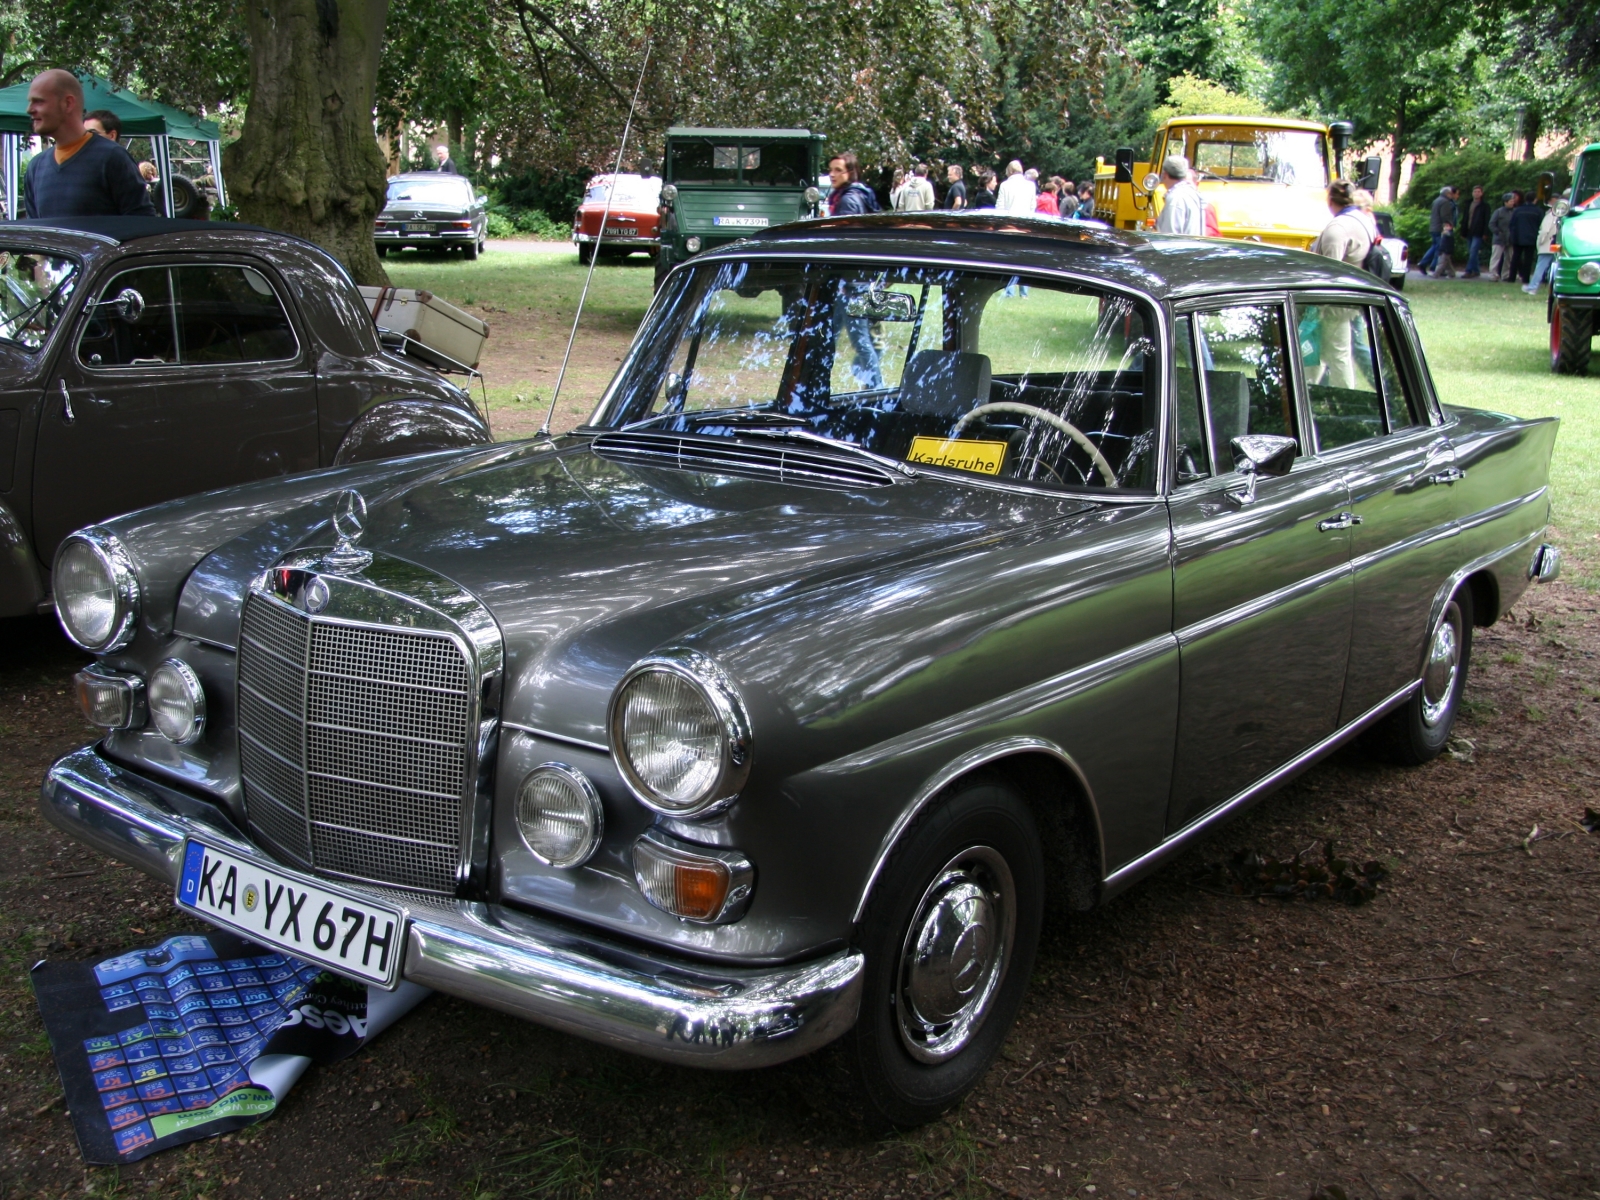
[713,216,768,227]
[403,223,432,233]
[176,840,405,989]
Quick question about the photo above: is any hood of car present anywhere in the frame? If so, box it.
[1561,207,1600,257]
[1198,179,1331,239]
[246,438,1087,743]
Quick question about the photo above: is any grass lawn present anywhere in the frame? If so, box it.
[389,254,1597,578]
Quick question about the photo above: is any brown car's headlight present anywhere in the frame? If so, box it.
[608,650,751,817]
[54,529,140,652]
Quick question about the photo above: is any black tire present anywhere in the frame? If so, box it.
[375,244,388,257]
[1363,586,1474,765]
[577,244,595,265]
[653,255,671,291]
[1552,301,1593,375]
[170,175,204,218]
[463,238,479,262]
[1391,272,1406,292]
[844,774,1043,1130]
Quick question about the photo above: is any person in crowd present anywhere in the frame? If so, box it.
[1487,192,1518,281]
[996,160,1036,213]
[971,169,998,209]
[83,109,121,143]
[1509,189,1546,284]
[23,69,156,218]
[907,163,935,210]
[433,143,458,174]
[825,152,881,216]
[1350,187,1380,241]
[1525,190,1570,294]
[1434,220,1458,278]
[889,167,907,209]
[1310,180,1374,386]
[1057,178,1080,219]
[1416,185,1458,274]
[1155,155,1204,235]
[1462,185,1490,277]
[1036,179,1060,217]
[944,164,967,210]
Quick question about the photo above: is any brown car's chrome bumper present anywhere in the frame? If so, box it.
[40,746,863,1069]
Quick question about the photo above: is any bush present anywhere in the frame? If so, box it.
[490,168,589,220]
[485,206,568,240]
[1387,206,1432,263]
[486,212,518,240]
[1401,146,1573,212]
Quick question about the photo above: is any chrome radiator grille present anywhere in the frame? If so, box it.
[237,592,472,894]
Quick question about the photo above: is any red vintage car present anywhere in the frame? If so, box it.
[572,174,662,263]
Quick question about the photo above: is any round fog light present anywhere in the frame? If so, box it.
[516,764,604,868]
[685,236,702,253]
[148,659,206,744]
[1578,261,1600,286]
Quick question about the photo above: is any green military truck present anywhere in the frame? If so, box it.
[1551,142,1600,374]
[655,127,827,289]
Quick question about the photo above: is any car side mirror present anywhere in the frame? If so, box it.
[476,195,488,206]
[1227,433,1297,506]
[90,287,144,324]
[1114,148,1135,184]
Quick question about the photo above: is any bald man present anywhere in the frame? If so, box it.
[23,70,155,219]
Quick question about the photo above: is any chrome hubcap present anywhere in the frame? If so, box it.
[1421,602,1462,728]
[897,846,1015,1063]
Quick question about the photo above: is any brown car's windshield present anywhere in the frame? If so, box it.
[597,260,1161,492]
[0,247,78,351]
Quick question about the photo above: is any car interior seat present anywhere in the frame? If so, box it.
[896,350,993,420]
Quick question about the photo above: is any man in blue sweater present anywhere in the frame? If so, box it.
[23,70,156,219]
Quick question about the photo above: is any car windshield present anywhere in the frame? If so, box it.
[584,177,661,206]
[386,179,472,207]
[1573,149,1600,211]
[669,142,811,187]
[1170,126,1328,188]
[0,248,78,351]
[595,260,1161,492]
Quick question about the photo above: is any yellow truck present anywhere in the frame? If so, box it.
[1092,115,1354,249]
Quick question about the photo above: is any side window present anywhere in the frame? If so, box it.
[78,267,177,367]
[1371,307,1424,430]
[1172,316,1211,482]
[1192,304,1298,466]
[1299,302,1384,450]
[173,266,298,363]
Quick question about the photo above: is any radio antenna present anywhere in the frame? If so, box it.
[539,40,653,440]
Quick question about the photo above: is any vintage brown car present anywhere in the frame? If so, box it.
[571,173,661,263]
[0,216,491,618]
[41,214,1561,1130]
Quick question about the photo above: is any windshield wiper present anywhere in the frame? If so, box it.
[730,425,918,478]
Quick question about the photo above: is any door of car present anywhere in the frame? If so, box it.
[1165,299,1355,833]
[1293,293,1461,723]
[32,259,320,559]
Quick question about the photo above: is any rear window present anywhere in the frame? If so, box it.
[386,178,472,208]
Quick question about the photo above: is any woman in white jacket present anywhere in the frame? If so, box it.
[1524,191,1570,294]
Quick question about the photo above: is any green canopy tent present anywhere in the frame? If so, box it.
[0,75,225,220]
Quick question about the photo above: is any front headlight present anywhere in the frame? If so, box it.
[149,659,206,744]
[1578,261,1600,286]
[516,764,604,867]
[685,235,702,253]
[660,184,678,204]
[608,650,751,817]
[54,529,140,652]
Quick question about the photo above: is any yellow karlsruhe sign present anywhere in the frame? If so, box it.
[906,436,1007,476]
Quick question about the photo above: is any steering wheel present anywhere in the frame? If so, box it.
[952,402,1118,487]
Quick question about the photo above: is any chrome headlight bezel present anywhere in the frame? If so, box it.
[53,528,140,653]
[515,762,605,868]
[148,658,207,744]
[607,649,752,818]
[1577,260,1600,286]
[684,235,703,253]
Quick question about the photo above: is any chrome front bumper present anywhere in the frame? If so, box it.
[40,746,863,1069]
[571,232,657,248]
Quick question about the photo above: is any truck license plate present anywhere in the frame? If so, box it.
[176,840,405,989]
[713,216,768,227]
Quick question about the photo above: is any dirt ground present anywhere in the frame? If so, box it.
[1,574,1596,1200]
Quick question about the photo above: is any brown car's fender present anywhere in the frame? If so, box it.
[0,497,46,618]
[332,397,493,466]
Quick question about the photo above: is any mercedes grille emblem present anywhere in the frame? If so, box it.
[304,576,330,612]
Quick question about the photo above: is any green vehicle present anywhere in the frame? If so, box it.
[655,127,827,289]
[1551,143,1600,374]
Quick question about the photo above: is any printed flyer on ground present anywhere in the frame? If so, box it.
[32,931,428,1164]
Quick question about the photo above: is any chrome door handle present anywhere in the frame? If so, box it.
[59,379,75,424]
[1318,511,1363,531]
[1426,466,1466,485]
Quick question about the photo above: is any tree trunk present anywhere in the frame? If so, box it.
[1388,101,1407,205]
[1521,105,1541,160]
[447,108,464,172]
[224,0,392,286]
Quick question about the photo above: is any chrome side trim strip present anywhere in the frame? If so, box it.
[1454,485,1547,534]
[501,721,611,755]
[1100,678,1419,894]
[40,746,862,1070]
[1175,559,1352,647]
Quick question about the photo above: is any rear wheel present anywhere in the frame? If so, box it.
[1363,587,1473,765]
[463,238,479,262]
[577,244,595,265]
[1552,300,1593,375]
[844,774,1043,1129]
[375,245,388,257]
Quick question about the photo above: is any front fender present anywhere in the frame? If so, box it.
[0,497,45,617]
[333,397,492,466]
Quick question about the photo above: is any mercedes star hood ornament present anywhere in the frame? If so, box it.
[321,488,373,573]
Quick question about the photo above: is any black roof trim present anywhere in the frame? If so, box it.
[17,216,278,244]
[751,212,1148,253]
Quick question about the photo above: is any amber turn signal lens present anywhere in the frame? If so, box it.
[74,667,145,729]
[632,831,752,924]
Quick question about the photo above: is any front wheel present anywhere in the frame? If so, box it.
[844,775,1043,1129]
[1552,300,1593,375]
[1363,587,1473,765]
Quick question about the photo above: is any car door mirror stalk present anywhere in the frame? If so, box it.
[90,287,145,324]
[1225,434,1297,507]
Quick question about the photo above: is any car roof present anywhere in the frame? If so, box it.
[1161,114,1329,133]
[710,212,1388,301]
[17,216,277,244]
[664,127,815,140]
[389,172,472,183]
